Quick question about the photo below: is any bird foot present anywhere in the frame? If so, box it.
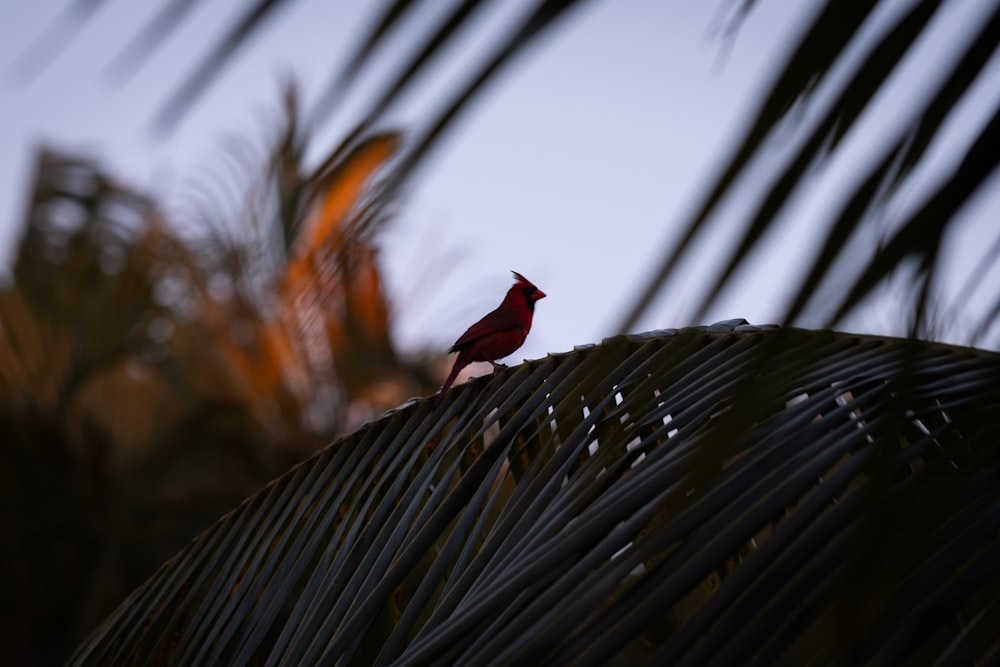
[489,361,508,371]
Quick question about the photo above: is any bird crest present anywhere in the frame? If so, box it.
[511,270,535,288]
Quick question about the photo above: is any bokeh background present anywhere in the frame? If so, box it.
[5,1,997,358]
[3,1,1000,664]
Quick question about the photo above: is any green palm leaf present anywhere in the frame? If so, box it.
[70,322,1000,664]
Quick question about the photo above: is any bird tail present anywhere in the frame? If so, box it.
[435,354,467,406]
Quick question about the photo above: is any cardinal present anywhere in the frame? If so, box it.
[436,271,546,405]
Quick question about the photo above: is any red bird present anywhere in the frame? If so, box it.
[437,271,546,404]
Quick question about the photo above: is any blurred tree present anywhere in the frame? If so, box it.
[0,124,438,663]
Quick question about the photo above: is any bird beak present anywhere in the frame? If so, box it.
[534,289,546,300]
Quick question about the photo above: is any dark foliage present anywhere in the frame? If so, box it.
[70,323,1000,664]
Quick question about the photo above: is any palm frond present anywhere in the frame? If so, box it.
[617,0,1000,339]
[8,0,109,80]
[103,0,204,84]
[22,0,998,340]
[70,322,1000,664]
[151,0,286,134]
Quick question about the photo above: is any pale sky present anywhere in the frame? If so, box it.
[3,0,999,362]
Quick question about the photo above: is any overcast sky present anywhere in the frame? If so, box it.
[3,0,999,362]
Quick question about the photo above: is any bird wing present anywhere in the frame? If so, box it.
[449,305,524,351]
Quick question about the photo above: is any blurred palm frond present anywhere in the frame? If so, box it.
[19,0,998,340]
[617,0,1000,341]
